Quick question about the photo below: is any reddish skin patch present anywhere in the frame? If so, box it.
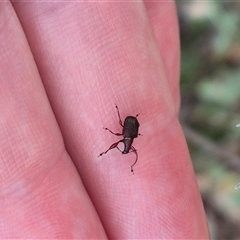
[0,1,209,239]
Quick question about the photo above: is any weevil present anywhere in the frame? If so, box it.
[98,104,140,174]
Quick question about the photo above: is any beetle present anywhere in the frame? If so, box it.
[98,104,140,174]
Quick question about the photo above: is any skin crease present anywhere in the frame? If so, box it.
[0,1,210,239]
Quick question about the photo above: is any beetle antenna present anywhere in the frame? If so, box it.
[130,148,138,175]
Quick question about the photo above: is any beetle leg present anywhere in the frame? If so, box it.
[98,139,124,157]
[115,104,123,127]
[129,146,138,174]
[103,127,122,136]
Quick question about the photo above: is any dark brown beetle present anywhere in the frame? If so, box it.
[98,104,140,174]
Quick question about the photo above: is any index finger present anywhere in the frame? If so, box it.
[13,1,209,239]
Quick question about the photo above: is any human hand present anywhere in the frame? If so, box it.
[1,1,209,238]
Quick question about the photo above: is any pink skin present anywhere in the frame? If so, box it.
[0,1,209,239]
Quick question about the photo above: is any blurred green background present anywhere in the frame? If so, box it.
[177,1,240,239]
